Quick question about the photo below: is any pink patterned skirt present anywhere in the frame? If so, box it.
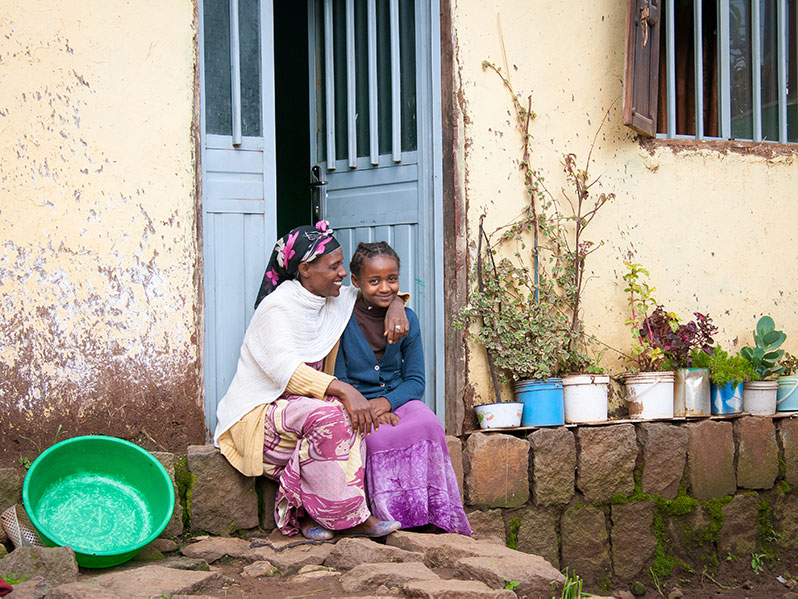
[262,392,370,536]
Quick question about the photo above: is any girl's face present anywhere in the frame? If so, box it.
[298,248,347,297]
[352,254,400,308]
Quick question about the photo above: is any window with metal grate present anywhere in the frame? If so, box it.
[624,0,798,144]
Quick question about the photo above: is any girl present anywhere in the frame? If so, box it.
[334,242,472,535]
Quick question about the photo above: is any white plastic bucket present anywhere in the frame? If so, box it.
[743,380,778,415]
[474,402,523,429]
[625,371,675,420]
[562,374,609,423]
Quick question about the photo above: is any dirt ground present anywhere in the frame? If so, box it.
[185,552,798,599]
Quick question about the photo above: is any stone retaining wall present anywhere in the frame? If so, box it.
[460,416,798,586]
[2,415,796,588]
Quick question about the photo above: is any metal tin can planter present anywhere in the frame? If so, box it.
[710,382,743,415]
[674,368,711,417]
[474,402,524,429]
[625,371,675,420]
[562,374,609,423]
[514,378,564,427]
[777,375,798,412]
[743,380,778,415]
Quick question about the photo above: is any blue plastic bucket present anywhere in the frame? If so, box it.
[777,376,798,412]
[710,382,743,415]
[514,378,564,427]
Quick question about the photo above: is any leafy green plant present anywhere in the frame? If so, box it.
[505,579,520,591]
[780,352,798,376]
[453,61,613,396]
[623,263,666,371]
[1,574,29,585]
[692,346,756,386]
[751,552,766,574]
[741,316,787,379]
[553,568,584,598]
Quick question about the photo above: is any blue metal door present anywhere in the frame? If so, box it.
[199,0,276,435]
[308,0,444,418]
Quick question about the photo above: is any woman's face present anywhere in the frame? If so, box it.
[298,247,347,297]
[352,254,400,308]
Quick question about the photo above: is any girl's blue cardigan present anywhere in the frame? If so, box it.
[334,307,425,410]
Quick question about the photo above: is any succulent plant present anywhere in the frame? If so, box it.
[740,316,787,380]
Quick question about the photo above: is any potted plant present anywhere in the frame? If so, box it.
[741,316,786,415]
[621,263,676,420]
[454,214,571,428]
[656,309,717,418]
[777,352,798,412]
[692,346,755,415]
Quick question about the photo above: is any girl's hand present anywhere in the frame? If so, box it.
[328,380,379,435]
[377,412,400,427]
[369,397,392,417]
[384,296,409,344]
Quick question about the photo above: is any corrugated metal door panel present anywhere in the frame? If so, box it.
[309,0,441,416]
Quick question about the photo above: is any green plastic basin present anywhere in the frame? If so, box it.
[22,435,174,568]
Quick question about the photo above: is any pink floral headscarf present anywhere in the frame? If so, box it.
[254,221,340,308]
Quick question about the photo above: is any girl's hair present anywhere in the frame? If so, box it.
[349,241,400,277]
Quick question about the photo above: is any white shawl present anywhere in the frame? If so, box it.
[213,279,358,443]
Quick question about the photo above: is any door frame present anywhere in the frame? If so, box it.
[198,0,444,433]
[198,0,277,436]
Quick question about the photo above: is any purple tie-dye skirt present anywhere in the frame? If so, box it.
[365,400,472,535]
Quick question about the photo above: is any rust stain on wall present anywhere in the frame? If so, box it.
[0,1,204,468]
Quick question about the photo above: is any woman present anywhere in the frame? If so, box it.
[214,222,407,540]
[334,242,472,535]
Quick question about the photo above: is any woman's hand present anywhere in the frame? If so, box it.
[377,412,400,426]
[385,296,409,344]
[327,380,379,435]
[369,397,392,417]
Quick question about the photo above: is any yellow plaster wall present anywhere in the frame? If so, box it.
[451,1,798,406]
[0,0,205,454]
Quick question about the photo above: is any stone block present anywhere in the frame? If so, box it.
[0,468,22,512]
[464,433,529,508]
[528,427,575,506]
[734,417,778,489]
[248,541,334,573]
[560,503,611,585]
[446,435,465,502]
[0,546,78,588]
[324,537,425,570]
[403,579,516,598]
[257,477,278,531]
[465,508,505,544]
[151,451,184,538]
[576,424,636,503]
[77,565,219,597]
[180,537,251,563]
[638,423,688,499]
[686,420,736,500]
[452,552,564,598]
[718,494,759,557]
[772,493,798,552]
[611,500,656,580]
[779,419,798,487]
[666,503,714,565]
[512,505,559,568]
[9,576,50,598]
[340,561,439,592]
[186,444,259,534]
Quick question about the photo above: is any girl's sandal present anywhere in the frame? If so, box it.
[346,519,402,538]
